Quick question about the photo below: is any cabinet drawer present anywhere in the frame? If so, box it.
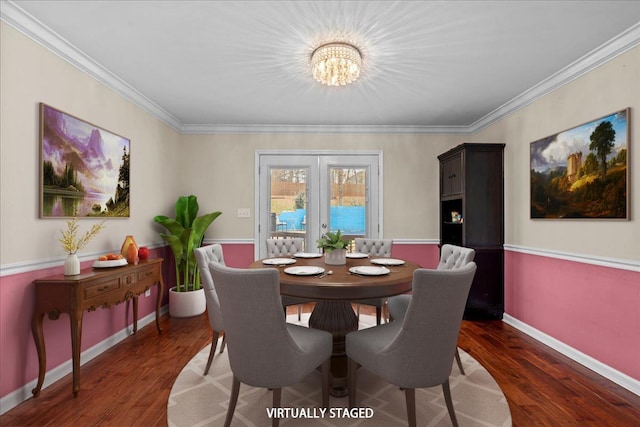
[136,266,157,282]
[84,278,121,299]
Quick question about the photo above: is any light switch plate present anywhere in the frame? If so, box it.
[237,208,251,218]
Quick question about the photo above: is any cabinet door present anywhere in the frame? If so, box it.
[441,154,462,196]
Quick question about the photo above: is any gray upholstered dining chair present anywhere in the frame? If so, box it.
[266,237,304,257]
[194,244,227,375]
[209,262,332,427]
[387,243,475,374]
[352,238,394,325]
[346,262,477,427]
[266,238,309,320]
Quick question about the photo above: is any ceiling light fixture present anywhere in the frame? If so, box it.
[311,42,362,86]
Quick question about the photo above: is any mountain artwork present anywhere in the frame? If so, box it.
[40,103,130,217]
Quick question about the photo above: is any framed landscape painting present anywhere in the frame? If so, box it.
[530,108,629,219]
[40,103,130,218]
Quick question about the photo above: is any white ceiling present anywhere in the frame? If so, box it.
[4,1,640,133]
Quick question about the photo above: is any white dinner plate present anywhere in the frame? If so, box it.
[262,258,296,265]
[294,252,322,258]
[284,266,325,276]
[370,258,405,266]
[349,266,391,276]
[93,258,128,268]
[346,252,369,259]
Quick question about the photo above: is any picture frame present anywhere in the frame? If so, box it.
[530,108,629,219]
[40,103,130,218]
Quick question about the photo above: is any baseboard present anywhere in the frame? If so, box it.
[502,314,640,397]
[0,306,168,415]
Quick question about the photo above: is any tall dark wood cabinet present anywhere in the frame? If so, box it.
[438,143,505,319]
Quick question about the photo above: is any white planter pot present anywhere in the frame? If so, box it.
[169,287,206,318]
[324,248,347,265]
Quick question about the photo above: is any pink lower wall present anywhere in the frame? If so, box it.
[505,250,640,381]
[390,243,439,268]
[3,243,636,404]
[0,242,436,401]
[218,243,255,268]
[0,247,169,398]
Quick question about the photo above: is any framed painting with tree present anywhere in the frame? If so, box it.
[40,103,130,218]
[530,108,629,219]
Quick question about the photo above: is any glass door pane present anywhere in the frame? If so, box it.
[257,152,380,260]
[269,168,308,250]
[328,167,366,249]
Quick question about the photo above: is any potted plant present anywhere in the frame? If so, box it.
[317,230,351,265]
[154,195,222,318]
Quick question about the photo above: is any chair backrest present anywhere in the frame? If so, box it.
[209,262,318,388]
[194,244,225,330]
[381,262,477,388]
[266,238,303,257]
[354,238,393,257]
[437,244,475,270]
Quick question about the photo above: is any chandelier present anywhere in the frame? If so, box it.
[311,42,362,86]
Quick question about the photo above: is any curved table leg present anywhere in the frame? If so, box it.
[155,277,163,334]
[31,312,46,397]
[70,309,83,397]
[132,296,139,333]
[309,301,358,397]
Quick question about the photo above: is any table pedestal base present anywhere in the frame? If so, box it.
[309,300,359,397]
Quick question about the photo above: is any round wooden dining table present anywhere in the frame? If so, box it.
[249,255,420,396]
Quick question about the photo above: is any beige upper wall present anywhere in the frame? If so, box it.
[186,47,640,262]
[0,23,182,265]
[2,21,638,266]
[474,46,639,261]
[179,132,462,240]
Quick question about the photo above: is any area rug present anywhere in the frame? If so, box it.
[168,314,512,426]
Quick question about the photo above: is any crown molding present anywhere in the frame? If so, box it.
[180,123,470,135]
[3,2,639,136]
[470,22,640,133]
[1,1,183,132]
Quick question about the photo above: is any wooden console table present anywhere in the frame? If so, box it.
[31,258,164,397]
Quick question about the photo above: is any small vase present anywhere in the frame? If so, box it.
[64,253,80,276]
[121,235,139,265]
[324,248,347,265]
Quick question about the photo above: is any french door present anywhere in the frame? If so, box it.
[255,151,382,259]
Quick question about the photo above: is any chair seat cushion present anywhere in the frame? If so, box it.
[346,321,402,374]
[287,324,333,362]
[387,294,411,320]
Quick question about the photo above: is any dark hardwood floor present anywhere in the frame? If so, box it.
[2,304,639,426]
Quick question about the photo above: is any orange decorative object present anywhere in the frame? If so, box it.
[121,235,139,265]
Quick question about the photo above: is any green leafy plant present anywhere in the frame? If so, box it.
[154,195,222,292]
[316,230,351,253]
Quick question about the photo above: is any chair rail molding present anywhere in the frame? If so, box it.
[0,243,166,277]
[504,244,640,272]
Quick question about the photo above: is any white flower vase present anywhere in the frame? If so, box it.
[324,248,347,265]
[64,253,80,276]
